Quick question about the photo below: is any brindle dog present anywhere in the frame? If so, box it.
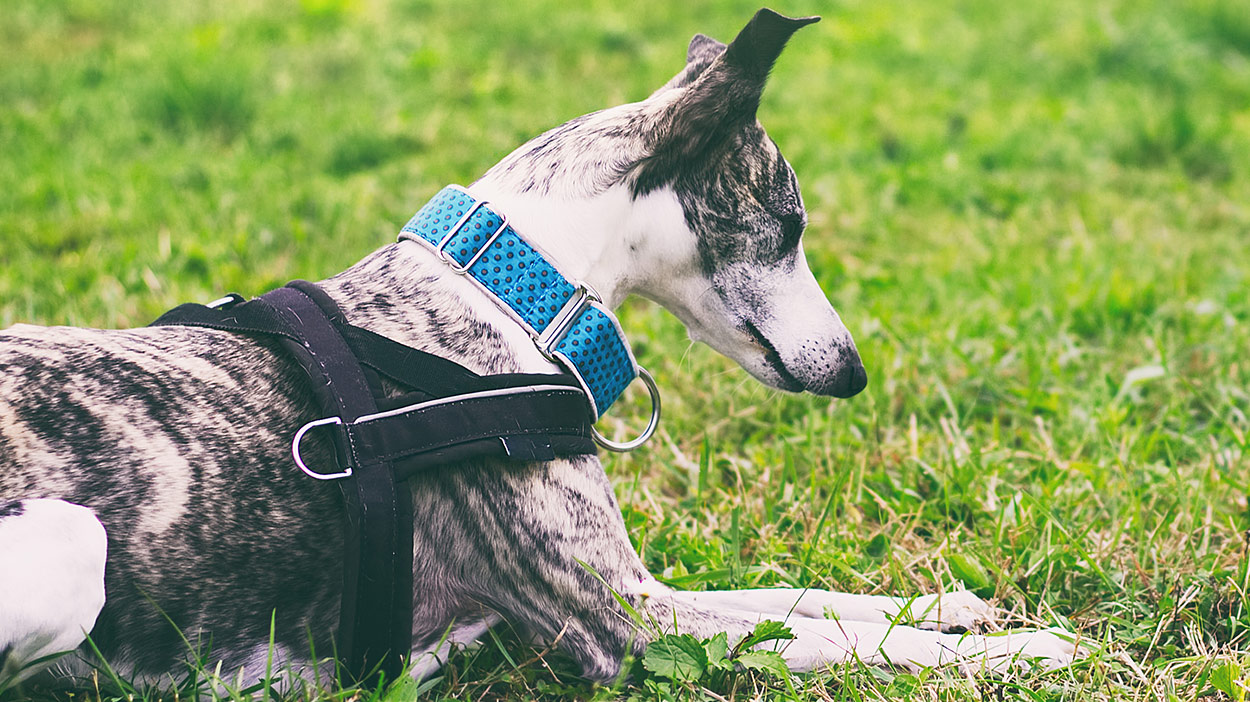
[0,8,1076,689]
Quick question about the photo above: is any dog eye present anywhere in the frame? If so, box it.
[779,214,804,248]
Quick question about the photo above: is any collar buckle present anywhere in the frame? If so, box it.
[535,282,601,361]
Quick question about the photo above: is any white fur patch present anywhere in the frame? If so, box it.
[465,183,697,310]
[0,499,107,686]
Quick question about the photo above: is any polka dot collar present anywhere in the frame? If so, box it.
[398,185,645,427]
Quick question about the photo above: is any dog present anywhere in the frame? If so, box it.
[0,8,1077,690]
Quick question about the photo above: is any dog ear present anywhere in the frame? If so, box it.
[720,9,820,80]
[650,33,727,95]
[687,33,727,65]
[634,9,819,194]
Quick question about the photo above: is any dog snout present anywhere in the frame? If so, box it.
[831,356,868,398]
[785,339,865,399]
[800,344,867,398]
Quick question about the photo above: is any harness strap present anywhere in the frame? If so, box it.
[151,281,596,686]
[262,285,412,685]
[154,293,480,399]
[334,385,593,475]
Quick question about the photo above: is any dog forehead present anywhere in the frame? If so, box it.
[674,126,803,268]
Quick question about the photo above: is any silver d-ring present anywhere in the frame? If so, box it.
[292,416,353,480]
[592,367,661,453]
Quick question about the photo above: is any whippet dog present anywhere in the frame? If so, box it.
[0,8,1077,690]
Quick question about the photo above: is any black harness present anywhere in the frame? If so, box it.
[152,280,598,684]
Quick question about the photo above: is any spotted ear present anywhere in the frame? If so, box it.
[635,9,819,194]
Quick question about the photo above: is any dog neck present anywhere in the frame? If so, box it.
[460,180,695,311]
[326,180,691,378]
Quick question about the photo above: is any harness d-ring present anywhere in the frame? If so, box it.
[592,367,661,453]
[292,416,353,480]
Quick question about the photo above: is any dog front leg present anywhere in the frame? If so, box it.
[775,616,1077,673]
[407,458,654,683]
[669,587,996,632]
[640,591,1076,674]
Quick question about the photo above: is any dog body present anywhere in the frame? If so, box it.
[0,10,1075,688]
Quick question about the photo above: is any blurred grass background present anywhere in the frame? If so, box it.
[2,0,1250,699]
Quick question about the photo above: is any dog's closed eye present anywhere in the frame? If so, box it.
[779,213,805,249]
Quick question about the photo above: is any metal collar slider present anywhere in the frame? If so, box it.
[434,199,510,275]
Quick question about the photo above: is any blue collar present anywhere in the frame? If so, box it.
[398,185,647,427]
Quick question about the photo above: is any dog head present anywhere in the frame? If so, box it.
[476,9,866,399]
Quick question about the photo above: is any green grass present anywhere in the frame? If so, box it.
[3,0,1250,699]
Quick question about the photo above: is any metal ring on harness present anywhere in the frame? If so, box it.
[591,367,661,453]
[292,416,353,480]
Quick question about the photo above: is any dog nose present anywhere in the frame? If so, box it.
[831,359,867,398]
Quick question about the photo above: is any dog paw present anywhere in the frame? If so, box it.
[896,590,998,633]
[954,627,1081,674]
[775,618,1084,677]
